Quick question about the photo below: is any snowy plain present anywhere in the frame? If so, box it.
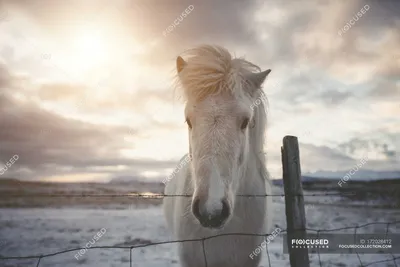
[1,191,399,267]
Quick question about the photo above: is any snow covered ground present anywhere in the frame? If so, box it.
[1,196,399,267]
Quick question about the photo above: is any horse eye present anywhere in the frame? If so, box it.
[186,118,192,129]
[241,118,249,129]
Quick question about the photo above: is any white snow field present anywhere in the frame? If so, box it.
[0,196,399,267]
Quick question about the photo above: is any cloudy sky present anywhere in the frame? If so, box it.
[0,0,399,182]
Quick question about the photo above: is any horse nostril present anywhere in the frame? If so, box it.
[192,197,202,220]
[220,199,230,220]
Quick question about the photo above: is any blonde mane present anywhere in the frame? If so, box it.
[175,45,262,102]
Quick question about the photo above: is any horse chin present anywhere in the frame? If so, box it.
[198,215,231,231]
[201,222,226,231]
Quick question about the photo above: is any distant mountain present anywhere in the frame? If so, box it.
[108,176,141,184]
[272,179,283,186]
[272,175,335,186]
[108,175,163,185]
[0,178,20,182]
[271,171,400,187]
[303,169,400,181]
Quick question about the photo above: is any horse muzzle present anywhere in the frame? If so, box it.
[191,196,231,229]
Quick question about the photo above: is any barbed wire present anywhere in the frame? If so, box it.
[0,192,370,198]
[0,221,399,267]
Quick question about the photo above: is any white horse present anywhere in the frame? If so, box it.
[163,45,273,267]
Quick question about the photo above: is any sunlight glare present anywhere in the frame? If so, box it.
[73,27,109,71]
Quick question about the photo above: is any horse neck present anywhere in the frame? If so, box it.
[234,150,264,198]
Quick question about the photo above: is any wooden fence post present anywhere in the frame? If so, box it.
[281,136,310,267]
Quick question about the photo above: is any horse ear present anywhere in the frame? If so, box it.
[176,56,187,73]
[247,69,271,88]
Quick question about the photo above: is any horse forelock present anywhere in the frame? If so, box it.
[175,45,261,103]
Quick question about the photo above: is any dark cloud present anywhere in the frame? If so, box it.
[382,143,397,160]
[261,0,399,105]
[35,81,181,124]
[274,69,354,108]
[368,80,400,99]
[0,62,181,180]
[318,90,353,105]
[338,138,370,155]
[0,61,11,88]
[299,143,355,171]
[362,0,400,29]
[0,93,121,167]
[300,137,399,172]
[0,93,177,180]
[338,137,399,161]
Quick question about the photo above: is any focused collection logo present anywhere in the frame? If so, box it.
[291,238,329,248]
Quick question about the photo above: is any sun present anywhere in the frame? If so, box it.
[80,33,104,58]
[73,27,109,71]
